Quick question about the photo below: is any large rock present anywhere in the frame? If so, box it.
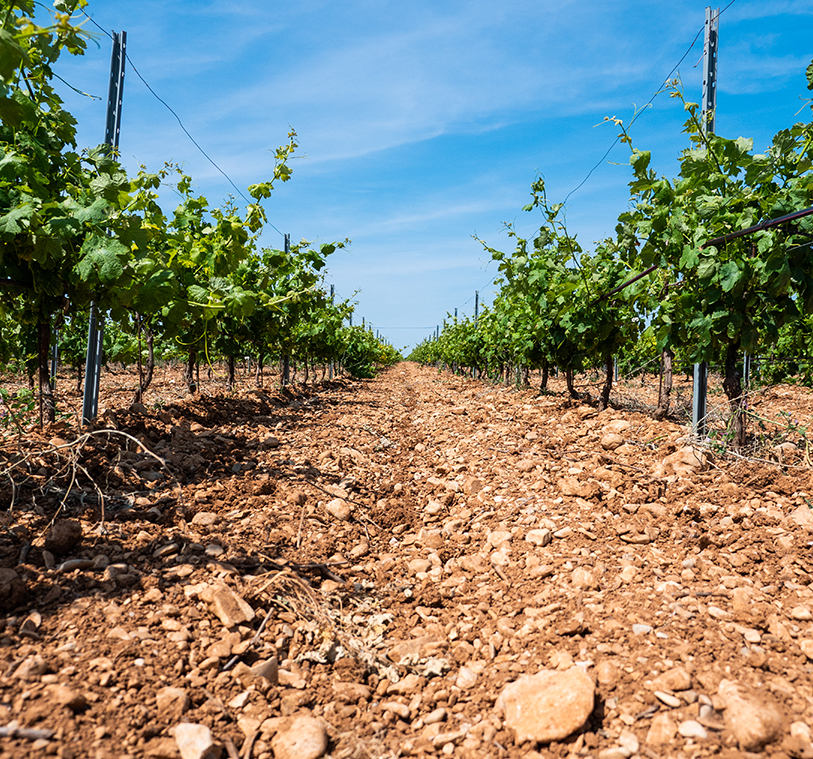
[496,667,594,743]
[718,679,784,751]
[269,715,328,759]
[44,519,82,555]
[156,687,190,719]
[653,447,706,478]
[199,582,255,628]
[646,713,677,745]
[651,666,692,692]
[172,723,221,759]
[790,504,813,529]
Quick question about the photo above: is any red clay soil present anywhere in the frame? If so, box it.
[0,362,813,759]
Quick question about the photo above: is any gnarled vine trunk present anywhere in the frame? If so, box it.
[540,361,549,392]
[227,355,236,391]
[598,353,613,411]
[723,343,746,448]
[654,349,673,420]
[134,327,155,404]
[38,319,55,425]
[185,349,197,393]
[565,367,579,400]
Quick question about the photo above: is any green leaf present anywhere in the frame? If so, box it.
[76,234,128,285]
[718,261,742,292]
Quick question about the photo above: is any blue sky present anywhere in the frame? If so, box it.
[53,0,813,352]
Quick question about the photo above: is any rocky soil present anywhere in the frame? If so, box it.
[1,362,813,759]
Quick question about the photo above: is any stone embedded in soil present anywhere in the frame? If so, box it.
[172,722,221,759]
[15,654,47,680]
[790,504,813,528]
[526,528,552,546]
[799,639,813,660]
[326,498,352,521]
[718,678,784,751]
[651,666,692,692]
[596,660,620,688]
[456,666,478,689]
[156,686,191,718]
[654,691,681,708]
[601,432,624,450]
[46,684,87,712]
[268,715,328,759]
[646,713,677,745]
[191,511,218,526]
[199,582,255,627]
[44,519,82,554]
[678,720,707,740]
[333,682,371,702]
[496,666,595,743]
[654,446,706,478]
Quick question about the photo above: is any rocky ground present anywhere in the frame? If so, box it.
[1,362,813,759]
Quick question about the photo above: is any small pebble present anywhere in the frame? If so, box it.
[678,720,708,740]
[655,691,682,708]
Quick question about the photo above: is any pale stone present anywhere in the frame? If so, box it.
[619,565,637,583]
[601,433,624,451]
[463,478,483,495]
[654,446,706,478]
[654,691,681,708]
[172,723,221,759]
[156,687,190,718]
[597,749,627,759]
[199,582,255,628]
[496,667,594,743]
[718,679,784,751]
[646,713,677,745]
[618,730,639,755]
[269,715,328,759]
[408,558,431,574]
[191,512,218,527]
[791,722,812,741]
[652,666,692,692]
[15,655,47,680]
[596,660,619,688]
[571,567,598,589]
[326,498,352,521]
[790,504,813,528]
[800,639,813,660]
[525,528,552,546]
[678,720,707,740]
[425,707,447,725]
[45,685,87,712]
[603,419,631,434]
[382,701,411,720]
[333,681,371,702]
[791,605,812,621]
[456,666,478,689]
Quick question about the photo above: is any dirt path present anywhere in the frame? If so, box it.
[1,363,813,759]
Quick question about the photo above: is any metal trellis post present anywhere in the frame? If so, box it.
[329,285,335,379]
[282,233,291,386]
[692,6,718,438]
[83,31,126,425]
